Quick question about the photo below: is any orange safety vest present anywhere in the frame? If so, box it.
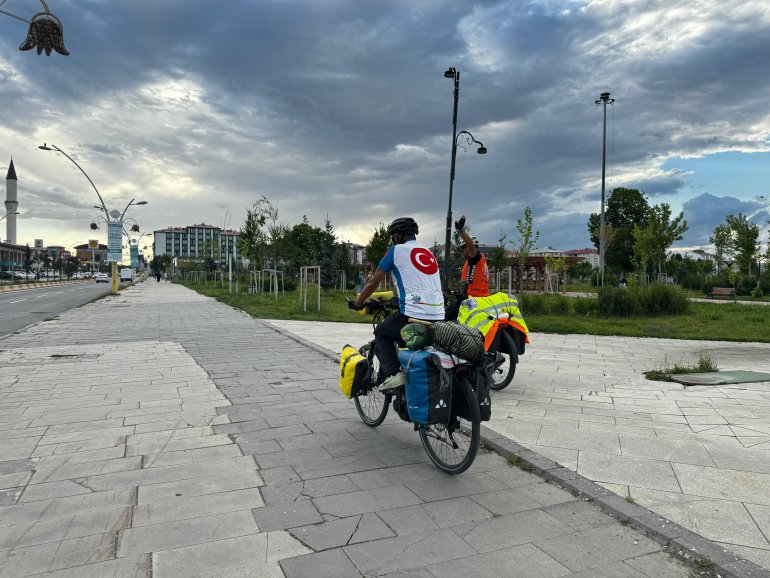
[461,253,489,297]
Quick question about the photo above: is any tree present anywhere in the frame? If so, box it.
[512,207,539,292]
[644,203,688,279]
[632,222,656,283]
[283,218,324,272]
[568,260,593,282]
[236,197,273,270]
[589,187,649,273]
[726,213,760,275]
[365,223,390,270]
[544,254,567,292]
[63,256,80,279]
[709,224,732,275]
[488,231,510,289]
[318,215,338,290]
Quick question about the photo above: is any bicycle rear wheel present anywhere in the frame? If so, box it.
[419,374,480,475]
[354,343,390,426]
[489,329,516,391]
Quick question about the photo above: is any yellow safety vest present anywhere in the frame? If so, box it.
[457,292,529,350]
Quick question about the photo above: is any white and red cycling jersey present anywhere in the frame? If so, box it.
[378,240,444,320]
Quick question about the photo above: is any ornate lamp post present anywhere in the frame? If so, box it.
[442,67,487,289]
[39,143,147,293]
[0,0,69,55]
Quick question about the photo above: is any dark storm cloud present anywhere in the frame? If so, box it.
[681,193,770,246]
[1,0,769,251]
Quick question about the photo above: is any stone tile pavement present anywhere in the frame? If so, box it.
[266,317,770,572]
[0,281,712,576]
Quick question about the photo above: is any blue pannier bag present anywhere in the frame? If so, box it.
[397,349,452,425]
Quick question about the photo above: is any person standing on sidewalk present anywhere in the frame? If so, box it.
[349,217,444,392]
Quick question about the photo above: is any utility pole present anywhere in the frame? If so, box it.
[595,92,614,287]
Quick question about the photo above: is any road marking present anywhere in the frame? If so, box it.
[9,299,27,303]
[36,294,48,298]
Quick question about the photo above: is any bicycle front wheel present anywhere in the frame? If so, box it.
[489,329,516,391]
[419,374,480,475]
[354,343,390,426]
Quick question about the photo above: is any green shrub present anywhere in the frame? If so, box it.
[573,297,599,316]
[598,284,689,317]
[597,287,636,317]
[519,294,548,315]
[751,286,764,298]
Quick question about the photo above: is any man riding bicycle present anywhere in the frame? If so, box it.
[349,217,444,392]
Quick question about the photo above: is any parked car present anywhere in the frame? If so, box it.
[94,273,110,283]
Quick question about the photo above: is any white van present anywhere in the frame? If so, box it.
[119,268,135,283]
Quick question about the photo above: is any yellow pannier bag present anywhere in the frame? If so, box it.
[339,344,371,398]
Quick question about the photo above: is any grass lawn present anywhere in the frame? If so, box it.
[178,280,770,342]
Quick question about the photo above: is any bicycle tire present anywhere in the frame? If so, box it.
[489,329,516,391]
[354,343,390,426]
[419,373,480,475]
[372,309,385,330]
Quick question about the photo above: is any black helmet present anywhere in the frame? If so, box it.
[387,217,419,236]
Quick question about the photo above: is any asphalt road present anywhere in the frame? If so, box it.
[0,282,116,338]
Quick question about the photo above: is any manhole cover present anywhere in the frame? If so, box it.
[670,370,770,386]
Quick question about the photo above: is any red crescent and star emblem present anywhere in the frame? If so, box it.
[410,248,438,274]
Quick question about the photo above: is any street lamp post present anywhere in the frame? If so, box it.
[595,91,615,287]
[442,67,487,290]
[39,143,147,294]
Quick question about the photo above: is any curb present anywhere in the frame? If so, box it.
[261,319,770,578]
[0,280,88,292]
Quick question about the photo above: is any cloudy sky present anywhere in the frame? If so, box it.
[1,0,769,258]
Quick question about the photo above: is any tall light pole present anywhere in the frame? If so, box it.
[595,91,614,287]
[443,67,487,290]
[39,143,147,293]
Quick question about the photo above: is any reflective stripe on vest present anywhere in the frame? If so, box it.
[458,292,529,337]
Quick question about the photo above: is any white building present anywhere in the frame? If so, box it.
[565,247,599,268]
[154,223,239,265]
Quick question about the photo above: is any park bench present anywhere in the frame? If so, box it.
[707,287,736,300]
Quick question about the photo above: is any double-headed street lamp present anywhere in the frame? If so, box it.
[443,67,487,289]
[39,143,147,293]
[0,0,69,55]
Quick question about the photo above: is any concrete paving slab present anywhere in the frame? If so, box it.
[0,280,758,576]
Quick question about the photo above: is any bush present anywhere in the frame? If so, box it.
[597,284,689,317]
[751,286,764,298]
[518,294,573,316]
[519,294,548,315]
[597,287,636,317]
[573,297,599,316]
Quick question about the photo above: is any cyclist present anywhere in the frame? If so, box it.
[445,215,489,320]
[349,217,444,392]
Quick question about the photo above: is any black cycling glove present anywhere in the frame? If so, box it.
[454,216,466,231]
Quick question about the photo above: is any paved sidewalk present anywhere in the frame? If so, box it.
[0,281,709,577]
[266,318,770,572]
